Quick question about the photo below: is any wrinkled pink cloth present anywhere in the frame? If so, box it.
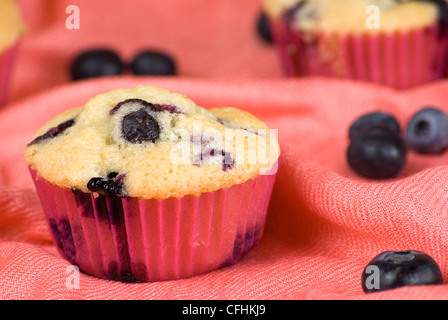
[1,0,448,300]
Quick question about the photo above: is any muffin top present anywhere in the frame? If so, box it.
[25,86,280,200]
[0,0,26,52]
[263,0,444,34]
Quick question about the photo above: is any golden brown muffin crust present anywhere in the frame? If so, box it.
[25,86,280,200]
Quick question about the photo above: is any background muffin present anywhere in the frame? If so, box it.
[25,85,280,282]
[264,0,448,89]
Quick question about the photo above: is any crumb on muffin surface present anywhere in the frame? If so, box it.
[25,86,280,200]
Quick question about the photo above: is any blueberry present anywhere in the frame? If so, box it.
[130,50,176,76]
[221,150,235,171]
[257,11,273,44]
[361,250,443,293]
[282,0,312,24]
[70,49,123,80]
[191,135,235,171]
[122,109,160,143]
[193,148,235,171]
[405,107,448,154]
[28,119,75,146]
[347,128,407,179]
[349,111,400,141]
[107,172,119,179]
[87,173,125,198]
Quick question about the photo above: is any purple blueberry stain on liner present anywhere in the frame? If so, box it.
[48,218,64,253]
[104,197,131,276]
[104,196,127,227]
[27,119,75,146]
[72,188,94,218]
[72,188,139,282]
[96,196,143,282]
[48,218,77,264]
[92,194,112,224]
[221,224,263,268]
[105,261,147,283]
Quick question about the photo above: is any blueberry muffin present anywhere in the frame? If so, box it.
[264,0,448,89]
[25,85,280,282]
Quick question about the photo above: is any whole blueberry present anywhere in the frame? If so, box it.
[349,111,400,141]
[361,250,443,293]
[87,173,125,198]
[405,107,448,154]
[70,49,123,80]
[347,128,407,179]
[122,109,160,143]
[130,50,176,76]
[257,11,273,44]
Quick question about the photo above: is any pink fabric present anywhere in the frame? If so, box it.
[0,44,19,106]
[2,0,448,299]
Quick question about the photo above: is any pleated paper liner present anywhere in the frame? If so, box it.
[29,163,279,282]
[0,44,19,107]
[269,19,448,90]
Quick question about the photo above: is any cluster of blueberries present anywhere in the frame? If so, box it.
[349,109,448,292]
[347,107,448,179]
[256,8,446,295]
[70,49,177,81]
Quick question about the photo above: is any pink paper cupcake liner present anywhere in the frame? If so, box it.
[269,18,448,89]
[0,44,19,106]
[29,163,279,282]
